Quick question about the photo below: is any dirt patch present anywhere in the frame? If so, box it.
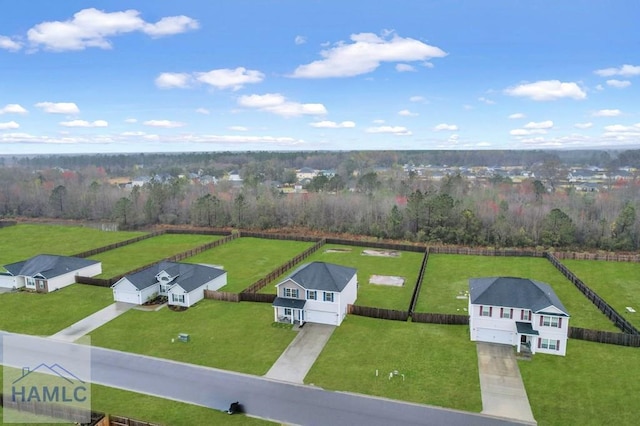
[325,248,352,253]
[168,305,188,312]
[362,249,400,257]
[370,275,405,286]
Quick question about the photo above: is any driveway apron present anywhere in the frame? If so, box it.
[476,342,536,424]
[49,302,135,342]
[265,322,335,383]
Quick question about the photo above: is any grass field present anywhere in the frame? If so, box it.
[0,284,113,335]
[183,237,314,292]
[89,233,219,277]
[520,339,640,426]
[305,315,482,412]
[88,300,297,375]
[0,224,146,267]
[415,254,618,331]
[260,244,423,311]
[561,259,640,329]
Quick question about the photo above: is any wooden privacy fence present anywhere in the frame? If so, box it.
[73,231,164,258]
[76,275,115,287]
[569,326,640,347]
[0,220,17,228]
[427,246,545,257]
[109,415,161,426]
[325,237,425,252]
[408,247,430,315]
[348,304,409,322]
[0,395,104,425]
[239,230,322,242]
[204,290,276,303]
[552,251,640,262]
[241,238,326,294]
[411,312,470,325]
[545,252,639,335]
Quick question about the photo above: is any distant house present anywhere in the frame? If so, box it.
[296,167,317,181]
[0,255,102,293]
[272,262,357,326]
[111,261,227,307]
[469,277,570,356]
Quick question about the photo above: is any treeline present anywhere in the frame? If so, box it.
[0,162,639,251]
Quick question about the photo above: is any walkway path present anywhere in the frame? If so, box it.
[476,342,536,424]
[264,322,335,383]
[49,302,135,342]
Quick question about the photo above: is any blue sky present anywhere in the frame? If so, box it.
[1,1,639,154]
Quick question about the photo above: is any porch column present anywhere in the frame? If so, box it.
[290,312,294,324]
[274,307,278,322]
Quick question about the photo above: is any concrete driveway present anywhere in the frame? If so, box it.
[476,342,536,424]
[49,302,135,342]
[265,322,335,383]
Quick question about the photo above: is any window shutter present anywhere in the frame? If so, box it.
[558,317,563,328]
[510,309,513,318]
[489,307,493,316]
[557,340,561,351]
[520,309,524,320]
[479,305,483,315]
[540,316,543,326]
[538,338,541,348]
[500,307,504,317]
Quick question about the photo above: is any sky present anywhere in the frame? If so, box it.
[1,0,639,154]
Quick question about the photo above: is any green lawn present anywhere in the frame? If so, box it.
[305,316,482,412]
[0,284,113,335]
[0,224,146,266]
[89,233,219,277]
[520,339,640,426]
[183,237,314,292]
[89,300,297,375]
[415,254,618,331]
[561,259,640,329]
[260,244,423,311]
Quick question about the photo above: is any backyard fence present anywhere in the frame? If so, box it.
[238,230,322,242]
[427,246,545,257]
[241,238,326,294]
[73,231,164,258]
[545,252,639,335]
[76,275,115,287]
[0,220,17,228]
[325,237,425,252]
[411,312,470,325]
[569,326,640,347]
[204,290,276,303]
[408,247,430,315]
[552,251,640,262]
[348,304,409,322]
[109,415,161,426]
[0,395,105,425]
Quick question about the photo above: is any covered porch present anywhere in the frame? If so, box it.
[516,321,539,356]
[272,297,306,325]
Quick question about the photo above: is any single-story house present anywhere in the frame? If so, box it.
[469,277,570,356]
[272,261,357,326]
[111,261,227,307]
[0,254,102,293]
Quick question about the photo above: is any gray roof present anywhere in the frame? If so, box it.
[273,297,306,309]
[285,262,356,292]
[3,255,100,279]
[469,277,569,316]
[119,261,226,292]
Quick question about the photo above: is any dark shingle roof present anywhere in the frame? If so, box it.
[286,261,356,292]
[121,261,225,292]
[3,255,99,279]
[273,297,306,309]
[469,277,569,316]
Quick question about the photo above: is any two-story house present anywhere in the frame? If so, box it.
[469,277,570,356]
[272,261,357,326]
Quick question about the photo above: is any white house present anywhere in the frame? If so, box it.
[469,277,570,356]
[272,261,357,326]
[112,261,227,307]
[0,254,102,293]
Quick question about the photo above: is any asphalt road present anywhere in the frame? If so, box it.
[0,332,525,426]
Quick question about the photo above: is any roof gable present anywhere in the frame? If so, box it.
[123,261,226,292]
[283,262,356,292]
[3,255,99,279]
[469,277,569,316]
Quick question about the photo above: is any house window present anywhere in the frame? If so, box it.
[307,290,317,300]
[38,281,45,289]
[480,306,491,317]
[500,308,512,319]
[540,338,559,350]
[323,292,334,302]
[284,288,299,298]
[160,285,170,293]
[26,278,35,287]
[172,294,185,303]
[284,308,292,316]
[522,310,531,321]
[541,316,560,328]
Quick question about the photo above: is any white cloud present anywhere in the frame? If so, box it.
[291,31,446,78]
[195,108,210,115]
[434,123,458,131]
[595,84,604,91]
[604,124,635,132]
[398,109,418,117]
[0,36,22,51]
[310,120,356,128]
[574,122,593,129]
[595,64,640,77]
[60,119,108,128]
[366,125,412,136]
[0,121,20,130]
[124,118,138,123]
[396,63,416,72]
[294,35,306,45]
[238,93,327,117]
[409,96,425,102]
[593,109,622,117]
[504,80,587,101]
[478,97,495,105]
[510,128,547,136]
[229,126,248,131]
[155,72,191,89]
[35,102,80,114]
[195,67,265,90]
[508,113,525,119]
[372,119,386,124]
[143,120,185,128]
[524,120,553,129]
[27,8,198,51]
[0,104,28,114]
[606,79,631,88]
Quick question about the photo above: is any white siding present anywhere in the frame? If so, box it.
[0,274,17,289]
[46,262,102,292]
[168,286,189,307]
[112,279,143,305]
